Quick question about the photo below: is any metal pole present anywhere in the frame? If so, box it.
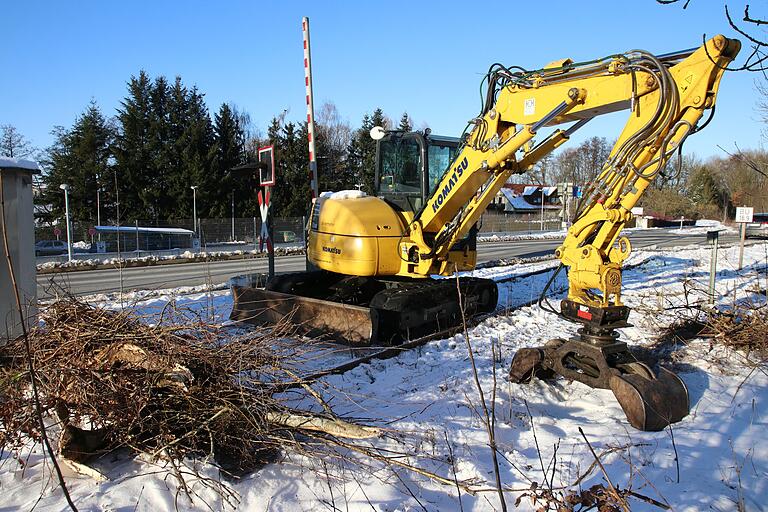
[540,188,545,231]
[302,16,319,200]
[190,186,198,234]
[253,216,258,251]
[63,188,73,262]
[231,190,235,242]
[708,231,719,305]
[267,186,275,280]
[135,220,140,253]
[96,188,101,241]
[738,221,746,270]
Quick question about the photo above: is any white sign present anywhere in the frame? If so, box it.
[735,206,754,223]
[524,98,535,116]
[631,207,644,216]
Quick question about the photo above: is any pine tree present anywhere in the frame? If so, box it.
[177,87,215,218]
[348,108,388,195]
[147,75,171,218]
[166,77,191,218]
[40,101,115,227]
[212,103,247,218]
[114,71,154,221]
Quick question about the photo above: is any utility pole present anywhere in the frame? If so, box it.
[96,187,102,241]
[190,185,198,234]
[59,183,73,261]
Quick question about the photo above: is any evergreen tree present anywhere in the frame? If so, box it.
[212,103,247,218]
[147,75,171,218]
[40,101,115,226]
[166,77,192,218]
[114,71,154,221]
[177,87,215,218]
[348,108,388,194]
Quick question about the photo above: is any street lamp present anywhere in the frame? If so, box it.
[59,183,73,261]
[190,185,198,234]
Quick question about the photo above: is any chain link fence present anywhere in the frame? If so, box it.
[35,212,562,260]
[478,211,563,234]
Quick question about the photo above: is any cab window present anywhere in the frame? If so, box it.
[378,135,423,211]
[427,142,459,195]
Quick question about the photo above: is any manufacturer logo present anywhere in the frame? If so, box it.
[322,246,341,255]
[430,157,468,213]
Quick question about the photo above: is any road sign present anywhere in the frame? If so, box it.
[258,146,276,186]
[88,227,97,236]
[258,189,272,252]
[54,227,61,237]
[735,206,754,223]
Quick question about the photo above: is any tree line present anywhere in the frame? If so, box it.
[3,71,409,227]
[3,72,766,227]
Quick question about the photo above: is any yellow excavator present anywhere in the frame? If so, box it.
[231,35,740,430]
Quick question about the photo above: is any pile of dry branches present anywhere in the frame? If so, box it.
[0,299,378,476]
[704,305,768,361]
[656,301,768,365]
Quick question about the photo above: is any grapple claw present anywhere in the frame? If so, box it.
[609,366,689,431]
[508,348,546,383]
[509,334,690,431]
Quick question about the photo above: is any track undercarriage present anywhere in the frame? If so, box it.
[230,270,498,345]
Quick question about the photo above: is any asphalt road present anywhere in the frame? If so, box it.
[37,229,742,298]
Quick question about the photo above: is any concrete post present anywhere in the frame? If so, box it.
[0,159,40,344]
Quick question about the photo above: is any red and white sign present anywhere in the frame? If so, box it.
[258,189,272,252]
[88,227,97,236]
[53,227,61,237]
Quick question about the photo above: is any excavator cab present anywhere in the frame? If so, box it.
[375,131,460,213]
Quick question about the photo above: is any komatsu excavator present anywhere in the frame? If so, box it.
[231,35,740,430]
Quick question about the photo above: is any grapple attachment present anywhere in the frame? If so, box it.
[509,302,689,431]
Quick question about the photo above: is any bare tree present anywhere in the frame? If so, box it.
[657,1,768,71]
[0,124,35,159]
[552,137,614,185]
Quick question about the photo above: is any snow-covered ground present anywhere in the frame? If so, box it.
[3,242,767,511]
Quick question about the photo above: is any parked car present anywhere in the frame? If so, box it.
[35,240,68,256]
[746,213,768,238]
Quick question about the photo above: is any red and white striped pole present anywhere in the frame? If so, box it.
[302,16,319,199]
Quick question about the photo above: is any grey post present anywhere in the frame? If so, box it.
[707,230,719,305]
[59,183,73,261]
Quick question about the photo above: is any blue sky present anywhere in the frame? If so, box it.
[2,1,764,160]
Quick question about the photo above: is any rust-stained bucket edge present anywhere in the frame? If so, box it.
[230,285,375,345]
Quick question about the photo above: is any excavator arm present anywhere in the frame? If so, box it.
[407,35,741,289]
[412,35,739,431]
